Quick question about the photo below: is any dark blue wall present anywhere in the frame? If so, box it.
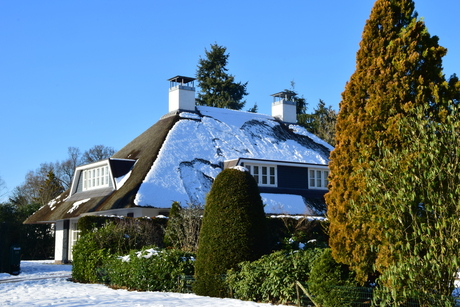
[277,165,308,189]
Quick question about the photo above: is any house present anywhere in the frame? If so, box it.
[24,75,333,263]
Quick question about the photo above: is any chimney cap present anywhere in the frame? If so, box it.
[167,75,195,84]
[270,91,296,100]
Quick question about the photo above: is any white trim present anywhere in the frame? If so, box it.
[70,159,112,196]
[245,163,277,187]
[227,158,328,169]
[308,169,329,190]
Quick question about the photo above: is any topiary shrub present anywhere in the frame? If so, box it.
[308,248,358,307]
[193,168,269,297]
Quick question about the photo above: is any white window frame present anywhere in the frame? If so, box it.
[309,169,329,190]
[245,164,277,187]
[82,165,109,191]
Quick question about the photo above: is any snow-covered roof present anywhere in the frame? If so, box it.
[25,106,332,224]
[135,106,331,209]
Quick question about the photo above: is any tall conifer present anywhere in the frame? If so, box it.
[326,0,448,283]
[196,44,248,110]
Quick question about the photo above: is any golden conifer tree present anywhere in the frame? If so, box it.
[326,0,449,283]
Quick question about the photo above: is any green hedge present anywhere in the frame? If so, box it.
[103,247,195,292]
[226,248,322,305]
[73,217,167,283]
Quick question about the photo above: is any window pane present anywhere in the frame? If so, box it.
[262,167,267,175]
[317,171,322,187]
[253,166,259,175]
[270,167,275,176]
[270,176,275,185]
[324,171,329,187]
[310,170,315,187]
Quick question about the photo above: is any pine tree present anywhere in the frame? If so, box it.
[35,170,64,205]
[299,99,337,146]
[196,44,248,110]
[325,0,448,284]
[193,168,268,297]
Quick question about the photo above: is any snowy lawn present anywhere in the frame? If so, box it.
[0,261,291,307]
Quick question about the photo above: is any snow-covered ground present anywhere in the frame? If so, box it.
[0,261,291,306]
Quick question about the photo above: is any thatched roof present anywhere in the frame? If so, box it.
[25,105,333,224]
[24,114,179,224]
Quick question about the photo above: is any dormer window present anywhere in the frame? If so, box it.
[309,169,329,189]
[245,164,277,187]
[69,158,137,198]
[83,165,109,191]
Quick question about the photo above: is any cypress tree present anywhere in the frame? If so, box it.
[325,0,449,283]
[193,168,268,297]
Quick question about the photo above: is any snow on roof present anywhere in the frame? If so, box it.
[262,193,316,215]
[134,106,330,214]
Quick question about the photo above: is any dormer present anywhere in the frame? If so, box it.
[271,91,297,124]
[168,76,196,112]
[69,158,136,199]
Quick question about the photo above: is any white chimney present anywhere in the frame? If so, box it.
[168,76,196,112]
[271,91,297,123]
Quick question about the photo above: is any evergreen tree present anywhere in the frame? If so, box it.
[299,99,338,146]
[326,0,449,285]
[35,170,64,206]
[193,168,269,297]
[196,44,248,110]
[364,104,460,304]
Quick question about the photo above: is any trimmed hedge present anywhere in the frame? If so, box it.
[103,247,195,292]
[72,216,166,283]
[194,168,269,297]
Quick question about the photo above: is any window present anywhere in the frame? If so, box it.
[309,169,329,189]
[82,165,109,191]
[245,164,277,187]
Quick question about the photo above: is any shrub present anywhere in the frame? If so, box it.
[72,217,166,283]
[164,202,203,252]
[308,248,357,307]
[104,247,195,292]
[226,248,322,305]
[194,168,269,297]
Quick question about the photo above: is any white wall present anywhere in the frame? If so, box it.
[54,220,64,263]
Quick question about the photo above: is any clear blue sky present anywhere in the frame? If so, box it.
[0,0,459,199]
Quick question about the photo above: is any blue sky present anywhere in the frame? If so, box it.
[0,0,459,199]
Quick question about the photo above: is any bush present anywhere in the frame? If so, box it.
[164,202,203,252]
[104,247,195,292]
[194,168,269,297]
[226,248,322,305]
[72,217,166,283]
[308,248,357,307]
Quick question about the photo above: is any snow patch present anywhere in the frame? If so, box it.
[67,198,91,214]
[230,165,248,172]
[262,194,315,215]
[115,169,132,190]
[180,112,201,120]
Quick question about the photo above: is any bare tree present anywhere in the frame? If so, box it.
[0,176,7,200]
[55,147,81,189]
[164,202,203,252]
[81,145,115,164]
